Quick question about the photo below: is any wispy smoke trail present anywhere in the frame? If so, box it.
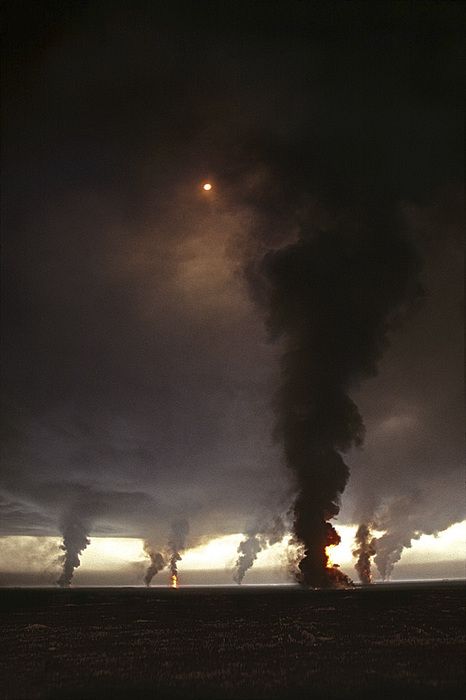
[167,519,189,580]
[143,542,166,586]
[233,516,285,584]
[353,523,376,584]
[57,515,90,587]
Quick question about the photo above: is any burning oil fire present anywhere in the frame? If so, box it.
[325,544,337,569]
[170,574,178,589]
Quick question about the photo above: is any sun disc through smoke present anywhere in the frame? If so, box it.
[203,183,212,191]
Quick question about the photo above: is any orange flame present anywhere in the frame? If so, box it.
[170,574,178,589]
[325,544,337,568]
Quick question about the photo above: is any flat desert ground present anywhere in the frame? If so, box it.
[1,582,464,699]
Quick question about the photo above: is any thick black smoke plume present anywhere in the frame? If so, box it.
[57,513,91,587]
[167,519,189,583]
[233,516,285,584]
[143,542,166,586]
[353,523,376,584]
[254,213,421,587]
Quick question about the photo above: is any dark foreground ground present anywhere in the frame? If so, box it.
[1,582,464,700]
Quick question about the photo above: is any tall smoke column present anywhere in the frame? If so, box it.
[57,515,90,587]
[143,542,166,586]
[254,214,421,588]
[234,516,285,584]
[167,519,189,583]
[353,523,376,584]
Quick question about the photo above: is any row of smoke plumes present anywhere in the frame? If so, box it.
[234,519,407,586]
[53,507,428,588]
[234,518,426,586]
[55,515,189,588]
[54,515,423,587]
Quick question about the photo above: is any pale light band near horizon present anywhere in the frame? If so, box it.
[0,522,465,575]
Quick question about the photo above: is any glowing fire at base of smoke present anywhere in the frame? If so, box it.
[170,574,178,589]
[325,544,337,568]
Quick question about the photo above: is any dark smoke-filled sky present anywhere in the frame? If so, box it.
[1,2,464,577]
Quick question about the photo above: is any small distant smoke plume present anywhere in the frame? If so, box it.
[371,496,424,580]
[233,534,266,584]
[143,542,166,586]
[57,514,90,587]
[373,530,421,581]
[167,519,189,581]
[234,516,285,584]
[353,523,376,584]
[353,479,464,581]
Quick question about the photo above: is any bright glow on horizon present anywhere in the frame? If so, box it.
[0,522,465,575]
[181,534,243,570]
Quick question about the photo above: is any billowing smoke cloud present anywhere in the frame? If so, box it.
[233,516,285,584]
[57,512,91,587]
[143,542,166,586]
[167,519,189,583]
[353,523,376,584]
[249,217,422,587]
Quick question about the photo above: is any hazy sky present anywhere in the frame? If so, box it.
[1,2,463,581]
